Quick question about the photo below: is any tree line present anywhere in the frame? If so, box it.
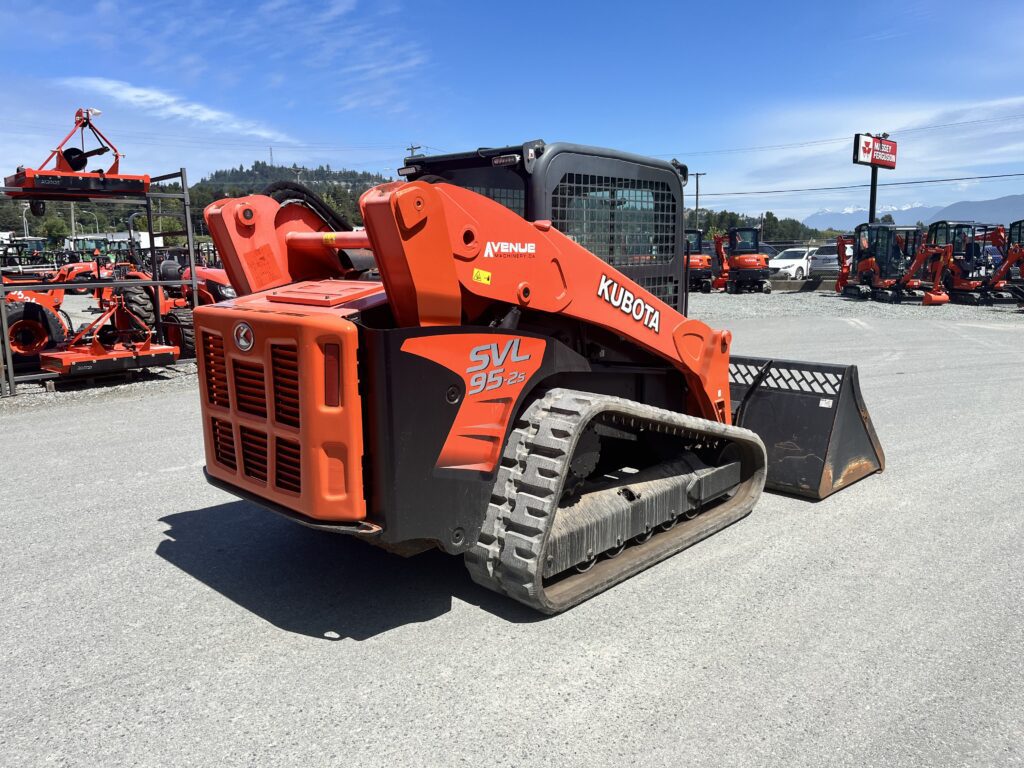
[693,208,843,242]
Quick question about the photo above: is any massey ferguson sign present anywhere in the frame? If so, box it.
[853,134,898,169]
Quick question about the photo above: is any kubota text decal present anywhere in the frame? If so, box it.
[597,274,661,333]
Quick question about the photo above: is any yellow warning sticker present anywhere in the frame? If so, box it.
[472,268,492,285]
[322,232,337,245]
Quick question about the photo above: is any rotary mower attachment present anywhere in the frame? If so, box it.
[39,294,177,376]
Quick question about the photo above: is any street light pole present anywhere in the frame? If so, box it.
[691,172,706,229]
[20,203,29,237]
[79,210,100,234]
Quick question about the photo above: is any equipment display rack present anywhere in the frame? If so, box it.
[0,168,199,397]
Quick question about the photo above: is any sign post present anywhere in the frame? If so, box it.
[852,133,897,222]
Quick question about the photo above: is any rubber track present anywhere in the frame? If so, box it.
[464,388,767,614]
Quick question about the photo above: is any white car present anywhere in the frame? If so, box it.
[768,247,814,280]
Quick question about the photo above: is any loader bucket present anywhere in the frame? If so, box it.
[728,356,885,500]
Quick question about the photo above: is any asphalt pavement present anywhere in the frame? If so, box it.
[2,294,1023,767]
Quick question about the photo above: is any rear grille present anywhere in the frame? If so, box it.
[211,417,236,470]
[271,344,300,428]
[239,426,269,483]
[275,438,302,494]
[233,360,267,418]
[203,333,229,408]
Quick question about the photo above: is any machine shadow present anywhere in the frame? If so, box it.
[157,501,541,641]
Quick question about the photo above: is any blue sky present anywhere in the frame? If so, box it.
[2,0,1024,220]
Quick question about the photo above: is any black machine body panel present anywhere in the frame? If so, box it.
[357,323,590,553]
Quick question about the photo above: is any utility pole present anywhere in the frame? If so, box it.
[69,201,76,238]
[20,203,29,237]
[691,172,706,230]
[868,166,879,223]
[269,146,274,165]
[406,144,422,157]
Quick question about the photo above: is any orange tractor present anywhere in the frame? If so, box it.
[191,141,883,614]
[1,280,71,364]
[713,227,772,293]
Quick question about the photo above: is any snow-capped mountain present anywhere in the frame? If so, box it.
[802,194,1024,230]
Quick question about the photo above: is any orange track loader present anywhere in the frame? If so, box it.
[195,142,883,613]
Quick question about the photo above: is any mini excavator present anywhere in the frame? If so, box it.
[836,223,930,303]
[713,227,772,294]
[685,228,714,293]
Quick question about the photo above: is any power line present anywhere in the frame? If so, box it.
[699,171,1024,198]
[652,113,1024,158]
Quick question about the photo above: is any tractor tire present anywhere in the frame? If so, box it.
[57,309,74,335]
[162,307,196,359]
[725,282,737,295]
[762,282,773,295]
[116,283,157,328]
[4,301,67,362]
[700,280,712,294]
[69,275,93,296]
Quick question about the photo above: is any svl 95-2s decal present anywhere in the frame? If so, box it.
[401,334,547,471]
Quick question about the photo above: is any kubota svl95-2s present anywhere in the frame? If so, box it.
[196,142,883,613]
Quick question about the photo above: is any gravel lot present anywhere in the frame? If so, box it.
[690,288,1024,324]
[2,293,1023,767]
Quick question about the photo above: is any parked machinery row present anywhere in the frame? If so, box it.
[836,220,1024,306]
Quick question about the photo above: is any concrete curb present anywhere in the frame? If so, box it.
[771,277,837,293]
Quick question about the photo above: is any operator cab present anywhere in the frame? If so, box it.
[929,221,998,277]
[1009,219,1024,247]
[401,140,690,313]
[728,227,760,255]
[964,224,1002,275]
[927,221,974,254]
[685,228,703,254]
[853,223,920,279]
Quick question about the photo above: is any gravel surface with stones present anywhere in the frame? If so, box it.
[689,289,1024,324]
[1,295,1022,767]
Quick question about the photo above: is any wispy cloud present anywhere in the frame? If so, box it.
[57,77,295,143]
[696,94,1024,218]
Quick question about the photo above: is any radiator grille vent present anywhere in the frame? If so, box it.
[271,345,300,428]
[275,438,302,494]
[211,417,236,470]
[202,333,229,408]
[233,360,268,418]
[239,427,269,483]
